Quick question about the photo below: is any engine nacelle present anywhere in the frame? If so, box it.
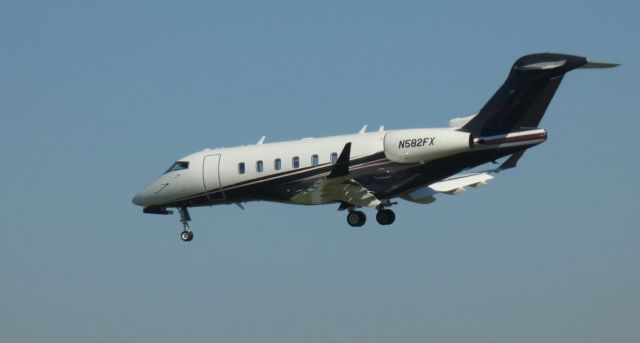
[384,129,472,163]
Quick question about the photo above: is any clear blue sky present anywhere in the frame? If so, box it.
[1,1,638,342]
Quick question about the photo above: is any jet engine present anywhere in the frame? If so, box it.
[384,129,472,163]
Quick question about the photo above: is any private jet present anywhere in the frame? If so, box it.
[132,53,617,241]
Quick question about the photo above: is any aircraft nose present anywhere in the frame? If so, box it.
[132,192,145,206]
[132,188,152,207]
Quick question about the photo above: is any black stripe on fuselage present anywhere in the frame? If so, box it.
[165,152,388,207]
[164,143,536,208]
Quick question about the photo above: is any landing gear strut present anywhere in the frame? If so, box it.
[178,207,194,241]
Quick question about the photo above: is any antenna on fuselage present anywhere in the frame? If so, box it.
[378,125,384,132]
[358,125,367,134]
[257,136,266,145]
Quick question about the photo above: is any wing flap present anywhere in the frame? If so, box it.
[290,177,381,207]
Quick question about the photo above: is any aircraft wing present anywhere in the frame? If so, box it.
[292,146,522,207]
[289,142,382,207]
[290,176,382,207]
[399,151,525,204]
[400,172,493,204]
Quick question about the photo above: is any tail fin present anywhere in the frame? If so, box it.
[461,53,618,136]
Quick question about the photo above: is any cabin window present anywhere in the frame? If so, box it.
[164,161,189,174]
[330,152,338,164]
[256,160,264,173]
[292,156,300,168]
[238,162,245,174]
[311,154,319,166]
[274,158,282,171]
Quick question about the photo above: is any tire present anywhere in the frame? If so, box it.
[356,211,366,226]
[347,211,366,227]
[181,231,193,241]
[347,212,361,227]
[384,209,395,225]
[376,209,396,225]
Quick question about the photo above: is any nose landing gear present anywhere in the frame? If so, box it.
[180,230,194,241]
[178,207,194,242]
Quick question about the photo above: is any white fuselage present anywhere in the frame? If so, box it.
[132,127,546,209]
[132,131,386,207]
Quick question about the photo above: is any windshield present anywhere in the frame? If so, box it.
[164,161,189,174]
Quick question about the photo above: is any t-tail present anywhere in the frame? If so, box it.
[460,53,619,141]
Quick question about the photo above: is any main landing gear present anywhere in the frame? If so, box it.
[375,208,396,225]
[178,207,194,242]
[346,210,367,227]
[343,204,396,227]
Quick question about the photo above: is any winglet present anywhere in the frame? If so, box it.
[496,150,526,172]
[328,142,351,179]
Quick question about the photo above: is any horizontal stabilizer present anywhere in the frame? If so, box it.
[580,60,621,69]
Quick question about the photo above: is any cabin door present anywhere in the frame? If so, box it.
[203,154,225,200]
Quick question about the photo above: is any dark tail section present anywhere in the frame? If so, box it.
[461,53,617,136]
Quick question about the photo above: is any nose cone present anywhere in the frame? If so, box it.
[132,186,154,207]
[132,191,147,207]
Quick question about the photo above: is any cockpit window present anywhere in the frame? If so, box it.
[164,161,189,174]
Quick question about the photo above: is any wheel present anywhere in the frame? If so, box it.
[347,212,360,227]
[347,211,366,227]
[181,230,194,241]
[356,211,367,226]
[376,209,396,225]
[385,209,396,225]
